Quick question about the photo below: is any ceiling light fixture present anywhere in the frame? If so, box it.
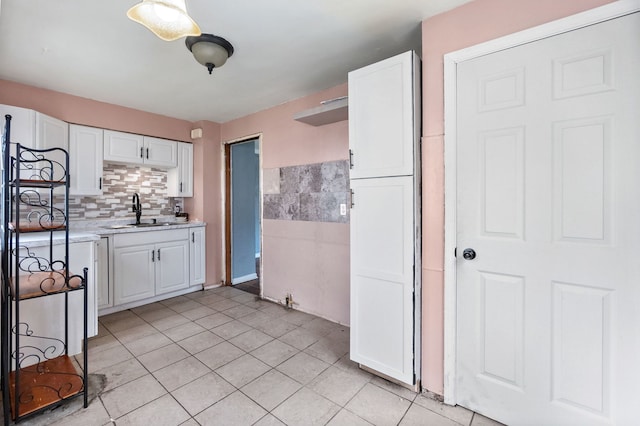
[127,0,201,41]
[185,34,234,74]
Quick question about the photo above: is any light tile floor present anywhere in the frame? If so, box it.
[8,286,504,426]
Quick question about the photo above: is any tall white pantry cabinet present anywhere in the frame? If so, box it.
[349,51,421,386]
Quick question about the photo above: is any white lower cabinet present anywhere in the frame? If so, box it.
[189,227,206,286]
[155,240,190,294]
[113,244,156,305]
[97,237,111,309]
[113,229,189,306]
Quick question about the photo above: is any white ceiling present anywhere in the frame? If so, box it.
[0,0,472,123]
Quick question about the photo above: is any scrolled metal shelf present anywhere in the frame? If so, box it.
[9,271,84,301]
[11,323,67,367]
[8,355,84,419]
[11,148,67,185]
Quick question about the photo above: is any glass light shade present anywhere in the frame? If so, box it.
[191,42,229,68]
[127,0,201,41]
[185,34,234,74]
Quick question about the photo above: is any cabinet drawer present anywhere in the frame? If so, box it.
[114,228,188,247]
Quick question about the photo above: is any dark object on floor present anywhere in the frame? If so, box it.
[235,280,259,295]
[234,256,260,295]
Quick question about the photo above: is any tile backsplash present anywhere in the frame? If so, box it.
[67,163,179,221]
[263,160,349,223]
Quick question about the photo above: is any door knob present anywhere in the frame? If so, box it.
[463,248,476,260]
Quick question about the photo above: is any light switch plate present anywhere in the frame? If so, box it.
[340,203,347,216]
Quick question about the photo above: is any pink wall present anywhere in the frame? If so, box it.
[0,80,193,141]
[419,0,615,395]
[221,84,348,168]
[221,84,351,324]
[185,121,224,286]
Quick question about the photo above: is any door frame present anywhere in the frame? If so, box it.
[222,133,263,287]
[442,0,640,405]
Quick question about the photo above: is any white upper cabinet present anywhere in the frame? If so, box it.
[103,131,177,168]
[167,142,193,197]
[143,136,178,168]
[36,113,68,152]
[69,125,103,196]
[348,51,420,179]
[104,130,144,164]
[0,105,36,148]
[35,113,69,187]
[1,107,68,181]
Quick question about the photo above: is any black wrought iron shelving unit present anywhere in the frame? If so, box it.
[1,114,88,424]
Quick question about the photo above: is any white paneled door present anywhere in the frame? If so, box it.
[455,12,639,425]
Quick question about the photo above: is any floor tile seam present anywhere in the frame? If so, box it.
[215,351,271,373]
[395,401,418,426]
[151,356,214,392]
[129,345,176,362]
[368,379,418,403]
[87,337,137,371]
[338,406,376,425]
[271,385,339,424]
[105,355,157,392]
[166,300,210,315]
[193,343,248,371]
[323,406,352,426]
[166,370,238,418]
[304,373,370,409]
[249,346,301,369]
[174,337,216,356]
[236,370,301,413]
[118,332,174,357]
[412,398,471,425]
[275,358,332,387]
[160,317,209,334]
[235,313,278,328]
[210,332,256,355]
[189,388,246,420]
[143,349,192,373]
[133,302,172,314]
[105,385,174,423]
[275,336,316,351]
[299,345,344,367]
[145,313,194,332]
[235,338,276,354]
[98,395,118,425]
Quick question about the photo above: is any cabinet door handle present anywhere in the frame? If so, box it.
[192,232,195,243]
[157,249,161,260]
[146,148,149,159]
[350,189,355,208]
[180,182,183,193]
[99,177,102,190]
[349,149,354,169]
[152,250,155,262]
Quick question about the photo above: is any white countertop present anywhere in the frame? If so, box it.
[16,232,101,248]
[14,220,206,248]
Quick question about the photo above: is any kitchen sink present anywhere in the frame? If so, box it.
[132,222,173,227]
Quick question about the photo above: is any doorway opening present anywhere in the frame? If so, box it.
[224,137,261,295]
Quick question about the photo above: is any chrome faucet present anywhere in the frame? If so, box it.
[132,193,142,225]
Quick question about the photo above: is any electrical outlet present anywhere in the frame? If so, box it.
[340,203,347,216]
